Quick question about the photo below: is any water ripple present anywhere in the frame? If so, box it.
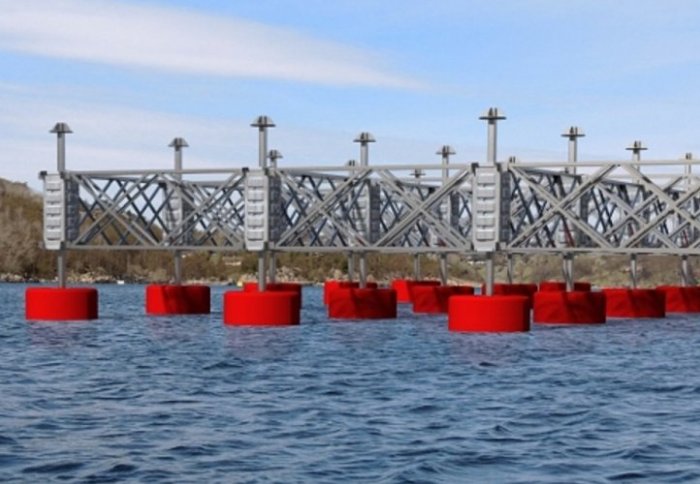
[1,284,700,482]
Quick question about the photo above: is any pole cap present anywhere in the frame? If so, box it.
[479,107,506,121]
[436,145,456,156]
[50,122,72,134]
[168,137,189,149]
[354,132,376,144]
[251,115,275,128]
[626,140,647,152]
[562,126,585,138]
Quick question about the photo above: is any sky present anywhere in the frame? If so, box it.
[1,0,699,188]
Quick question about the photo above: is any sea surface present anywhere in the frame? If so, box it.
[2,283,700,483]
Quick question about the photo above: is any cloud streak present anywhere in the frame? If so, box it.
[0,0,422,89]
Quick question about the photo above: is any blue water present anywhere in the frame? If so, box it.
[2,283,700,482]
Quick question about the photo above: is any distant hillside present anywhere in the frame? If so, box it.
[0,177,696,286]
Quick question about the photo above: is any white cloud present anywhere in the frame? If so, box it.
[0,0,422,89]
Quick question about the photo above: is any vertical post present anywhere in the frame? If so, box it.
[506,254,514,284]
[479,108,506,296]
[681,255,693,286]
[169,137,188,285]
[251,115,275,291]
[626,140,647,170]
[439,254,448,285]
[562,126,584,175]
[346,159,357,281]
[437,147,454,286]
[561,127,584,289]
[413,254,422,280]
[626,140,646,289]
[354,132,375,289]
[50,123,72,288]
[683,153,694,286]
[347,252,355,282]
[268,149,283,283]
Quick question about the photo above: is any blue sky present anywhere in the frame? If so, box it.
[1,0,699,187]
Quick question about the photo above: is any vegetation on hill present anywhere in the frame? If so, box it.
[0,177,697,286]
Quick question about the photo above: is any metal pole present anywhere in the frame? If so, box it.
[485,253,495,296]
[51,122,72,288]
[506,254,514,284]
[359,254,368,287]
[413,254,421,280]
[439,254,448,285]
[479,108,505,296]
[251,116,275,291]
[169,137,188,285]
[437,145,455,287]
[681,255,692,286]
[561,127,584,289]
[563,254,574,291]
[347,252,355,282]
[268,149,283,284]
[630,254,639,289]
[354,132,375,289]
[626,140,646,289]
[562,127,584,175]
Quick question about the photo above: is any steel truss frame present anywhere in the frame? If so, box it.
[46,159,700,256]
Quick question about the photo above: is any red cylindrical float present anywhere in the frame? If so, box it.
[602,288,665,318]
[656,286,700,313]
[145,285,210,315]
[538,281,592,292]
[243,282,303,307]
[533,290,606,324]
[412,285,475,314]
[223,290,300,326]
[25,287,98,321]
[391,279,440,303]
[328,288,397,319]
[323,280,378,305]
[448,295,530,332]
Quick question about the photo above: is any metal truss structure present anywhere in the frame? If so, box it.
[41,110,700,288]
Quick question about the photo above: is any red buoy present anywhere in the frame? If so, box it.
[538,281,592,292]
[533,290,606,324]
[391,279,440,303]
[448,295,530,332]
[328,288,397,319]
[243,282,304,306]
[602,288,666,318]
[25,287,98,321]
[656,286,700,313]
[323,280,377,305]
[412,285,475,314]
[223,290,300,326]
[145,285,210,315]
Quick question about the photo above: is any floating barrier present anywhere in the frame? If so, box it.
[328,288,397,319]
[412,285,475,314]
[25,287,98,321]
[323,280,378,305]
[448,295,530,332]
[601,288,665,318]
[656,286,700,313]
[243,282,304,307]
[145,285,210,315]
[538,281,592,292]
[533,290,606,324]
[223,290,300,325]
[391,279,440,304]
